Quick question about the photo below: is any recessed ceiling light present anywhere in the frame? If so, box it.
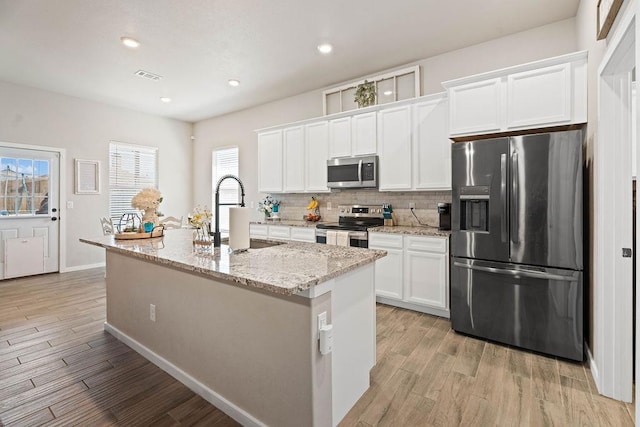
[120,36,140,48]
[317,43,333,54]
[228,79,240,87]
[160,97,171,103]
[383,90,393,96]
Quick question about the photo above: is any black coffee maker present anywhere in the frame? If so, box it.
[437,202,451,231]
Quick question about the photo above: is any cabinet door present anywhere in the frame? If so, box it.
[506,63,571,129]
[249,224,268,238]
[351,112,377,156]
[283,126,305,192]
[372,247,404,300]
[305,121,330,192]
[268,225,290,240]
[448,78,502,136]
[404,250,448,310]
[290,227,316,242]
[329,117,352,158]
[378,106,412,190]
[257,130,283,193]
[413,97,451,190]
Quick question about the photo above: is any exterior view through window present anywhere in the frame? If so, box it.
[0,157,49,216]
[212,147,239,232]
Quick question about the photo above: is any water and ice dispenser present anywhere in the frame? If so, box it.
[459,186,490,232]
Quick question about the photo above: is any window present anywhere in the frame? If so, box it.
[212,147,239,232]
[323,65,421,114]
[0,156,49,216]
[109,142,158,222]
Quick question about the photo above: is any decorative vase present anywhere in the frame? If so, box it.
[192,224,212,254]
[142,208,158,225]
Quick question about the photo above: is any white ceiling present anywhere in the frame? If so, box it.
[0,1,580,123]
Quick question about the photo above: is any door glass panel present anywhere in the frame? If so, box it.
[396,72,416,100]
[0,156,49,216]
[377,78,395,104]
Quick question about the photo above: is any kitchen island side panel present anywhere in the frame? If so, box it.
[105,250,332,427]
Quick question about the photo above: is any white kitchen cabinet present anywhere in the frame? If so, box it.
[369,233,404,300]
[267,225,291,240]
[290,227,316,243]
[377,105,412,190]
[351,112,377,156]
[257,129,283,193]
[412,95,451,190]
[249,224,268,238]
[369,232,449,317]
[305,121,330,192]
[283,126,305,192]
[329,117,352,158]
[404,236,448,311]
[443,50,587,138]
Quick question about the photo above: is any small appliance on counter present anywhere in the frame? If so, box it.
[383,204,393,226]
[437,202,451,230]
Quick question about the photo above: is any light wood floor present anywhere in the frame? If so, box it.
[0,269,634,426]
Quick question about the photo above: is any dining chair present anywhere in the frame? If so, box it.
[100,217,115,235]
[159,215,183,229]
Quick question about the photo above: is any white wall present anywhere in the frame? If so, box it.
[193,18,578,215]
[0,81,193,269]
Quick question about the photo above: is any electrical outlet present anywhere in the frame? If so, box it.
[150,304,156,322]
[327,202,332,210]
[66,201,73,209]
[409,202,415,209]
[317,311,327,337]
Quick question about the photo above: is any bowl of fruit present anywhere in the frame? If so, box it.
[303,197,321,222]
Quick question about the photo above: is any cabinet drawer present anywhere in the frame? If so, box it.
[268,225,291,240]
[405,236,447,253]
[369,232,404,249]
[290,227,315,242]
[249,224,268,237]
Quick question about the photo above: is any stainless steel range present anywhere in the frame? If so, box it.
[316,205,384,248]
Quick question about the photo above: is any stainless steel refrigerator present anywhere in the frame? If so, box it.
[450,130,584,361]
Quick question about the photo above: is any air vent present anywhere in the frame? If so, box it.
[134,70,162,81]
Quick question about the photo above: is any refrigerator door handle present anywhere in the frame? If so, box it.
[511,152,519,244]
[500,154,507,242]
[453,262,578,282]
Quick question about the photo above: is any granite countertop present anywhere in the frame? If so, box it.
[368,225,451,237]
[250,219,323,228]
[80,229,385,296]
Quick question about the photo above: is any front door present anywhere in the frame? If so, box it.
[0,146,59,279]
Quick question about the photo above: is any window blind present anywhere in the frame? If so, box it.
[109,142,158,222]
[212,147,239,232]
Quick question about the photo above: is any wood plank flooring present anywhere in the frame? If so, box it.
[0,268,634,426]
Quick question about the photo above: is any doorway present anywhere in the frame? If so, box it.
[0,145,60,279]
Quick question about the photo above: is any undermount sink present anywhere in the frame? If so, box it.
[220,238,284,249]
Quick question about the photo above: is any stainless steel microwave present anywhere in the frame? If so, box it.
[327,155,378,189]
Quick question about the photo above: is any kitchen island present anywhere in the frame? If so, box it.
[80,229,385,427]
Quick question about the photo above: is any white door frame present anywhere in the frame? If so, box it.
[594,2,635,404]
[0,141,67,274]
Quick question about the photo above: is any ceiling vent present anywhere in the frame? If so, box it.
[134,70,162,81]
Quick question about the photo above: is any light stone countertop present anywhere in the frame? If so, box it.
[368,225,451,237]
[80,229,385,296]
[250,219,324,228]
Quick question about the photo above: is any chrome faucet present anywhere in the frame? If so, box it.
[213,174,246,247]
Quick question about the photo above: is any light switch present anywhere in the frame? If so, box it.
[66,201,74,209]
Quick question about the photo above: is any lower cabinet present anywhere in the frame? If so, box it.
[369,232,449,317]
[250,224,316,243]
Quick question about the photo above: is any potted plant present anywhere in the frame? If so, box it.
[354,80,377,108]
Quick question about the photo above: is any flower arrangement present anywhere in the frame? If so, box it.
[131,187,163,225]
[188,206,212,228]
[258,195,280,217]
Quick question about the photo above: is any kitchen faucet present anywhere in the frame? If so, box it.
[213,174,246,247]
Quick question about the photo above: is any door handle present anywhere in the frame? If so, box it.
[500,153,507,242]
[51,217,58,221]
[358,159,363,183]
[453,261,578,281]
[511,152,519,244]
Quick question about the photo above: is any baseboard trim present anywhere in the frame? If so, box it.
[104,322,265,427]
[585,343,601,395]
[62,262,105,273]
[376,296,450,319]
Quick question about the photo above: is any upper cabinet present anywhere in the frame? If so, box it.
[412,95,451,190]
[377,105,412,190]
[442,51,587,139]
[282,126,305,192]
[305,121,330,192]
[351,112,377,156]
[257,129,283,193]
[328,117,352,158]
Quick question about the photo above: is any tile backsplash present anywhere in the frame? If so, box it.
[268,190,452,226]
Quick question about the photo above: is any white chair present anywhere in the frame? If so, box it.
[100,217,115,235]
[159,216,183,229]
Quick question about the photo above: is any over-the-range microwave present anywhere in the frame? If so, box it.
[327,155,378,189]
